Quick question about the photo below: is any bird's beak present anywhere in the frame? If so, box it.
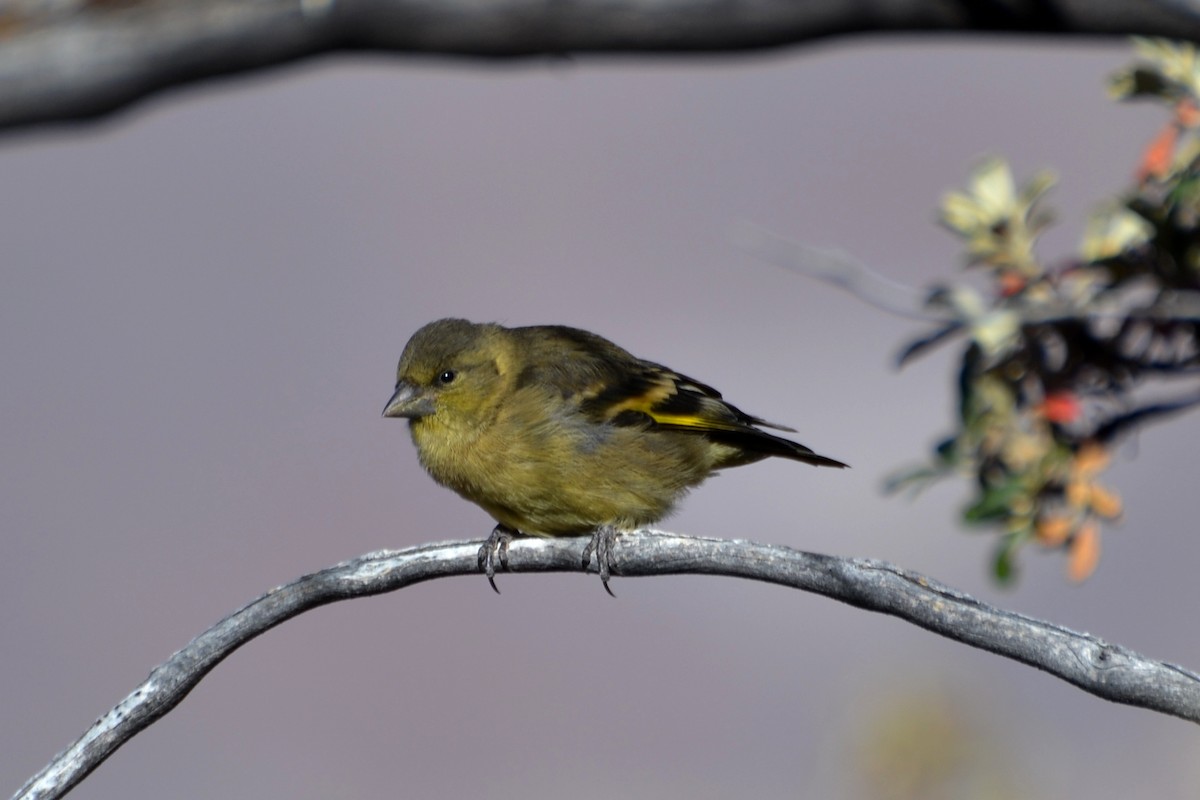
[383,381,435,419]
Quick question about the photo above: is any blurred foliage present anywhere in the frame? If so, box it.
[849,689,1027,800]
[889,38,1200,584]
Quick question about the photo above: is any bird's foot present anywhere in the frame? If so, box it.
[581,526,619,598]
[478,524,516,594]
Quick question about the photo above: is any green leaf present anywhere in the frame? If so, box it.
[993,540,1019,584]
[957,344,982,424]
[962,479,1026,525]
[1108,66,1174,101]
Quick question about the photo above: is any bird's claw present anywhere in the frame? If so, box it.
[581,526,618,598]
[478,524,515,594]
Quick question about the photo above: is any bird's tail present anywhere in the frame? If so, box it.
[713,428,849,469]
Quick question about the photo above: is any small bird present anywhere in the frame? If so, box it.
[383,318,846,594]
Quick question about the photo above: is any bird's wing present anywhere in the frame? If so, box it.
[508,326,744,431]
[513,325,845,468]
[579,359,794,434]
[511,325,791,432]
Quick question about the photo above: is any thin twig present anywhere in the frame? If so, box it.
[731,222,941,321]
[732,222,1200,326]
[13,531,1200,800]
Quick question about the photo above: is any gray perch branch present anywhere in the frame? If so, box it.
[12,531,1200,800]
[2,0,1200,133]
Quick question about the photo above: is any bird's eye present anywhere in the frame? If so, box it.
[438,370,457,385]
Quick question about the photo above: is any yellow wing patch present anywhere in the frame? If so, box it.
[599,372,747,432]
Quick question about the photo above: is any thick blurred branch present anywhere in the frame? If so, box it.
[2,0,1200,132]
[14,531,1200,800]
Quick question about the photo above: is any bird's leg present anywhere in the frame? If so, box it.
[478,524,516,594]
[581,525,618,598]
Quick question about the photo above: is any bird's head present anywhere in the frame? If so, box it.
[383,318,510,432]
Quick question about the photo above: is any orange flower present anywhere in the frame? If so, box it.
[1176,98,1200,128]
[1136,122,1179,183]
[1035,513,1074,547]
[1066,478,1090,509]
[1089,485,1123,519]
[1039,391,1081,424]
[1073,442,1111,477]
[1067,522,1101,582]
[998,271,1027,297]
[1065,441,1120,518]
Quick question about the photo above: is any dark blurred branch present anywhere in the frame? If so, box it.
[1093,392,1200,440]
[3,0,1200,133]
[13,531,1200,800]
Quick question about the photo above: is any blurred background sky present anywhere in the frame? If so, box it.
[3,37,1199,799]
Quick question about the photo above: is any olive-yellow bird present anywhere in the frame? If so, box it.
[384,318,846,594]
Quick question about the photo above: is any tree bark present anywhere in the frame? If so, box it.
[13,532,1200,800]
